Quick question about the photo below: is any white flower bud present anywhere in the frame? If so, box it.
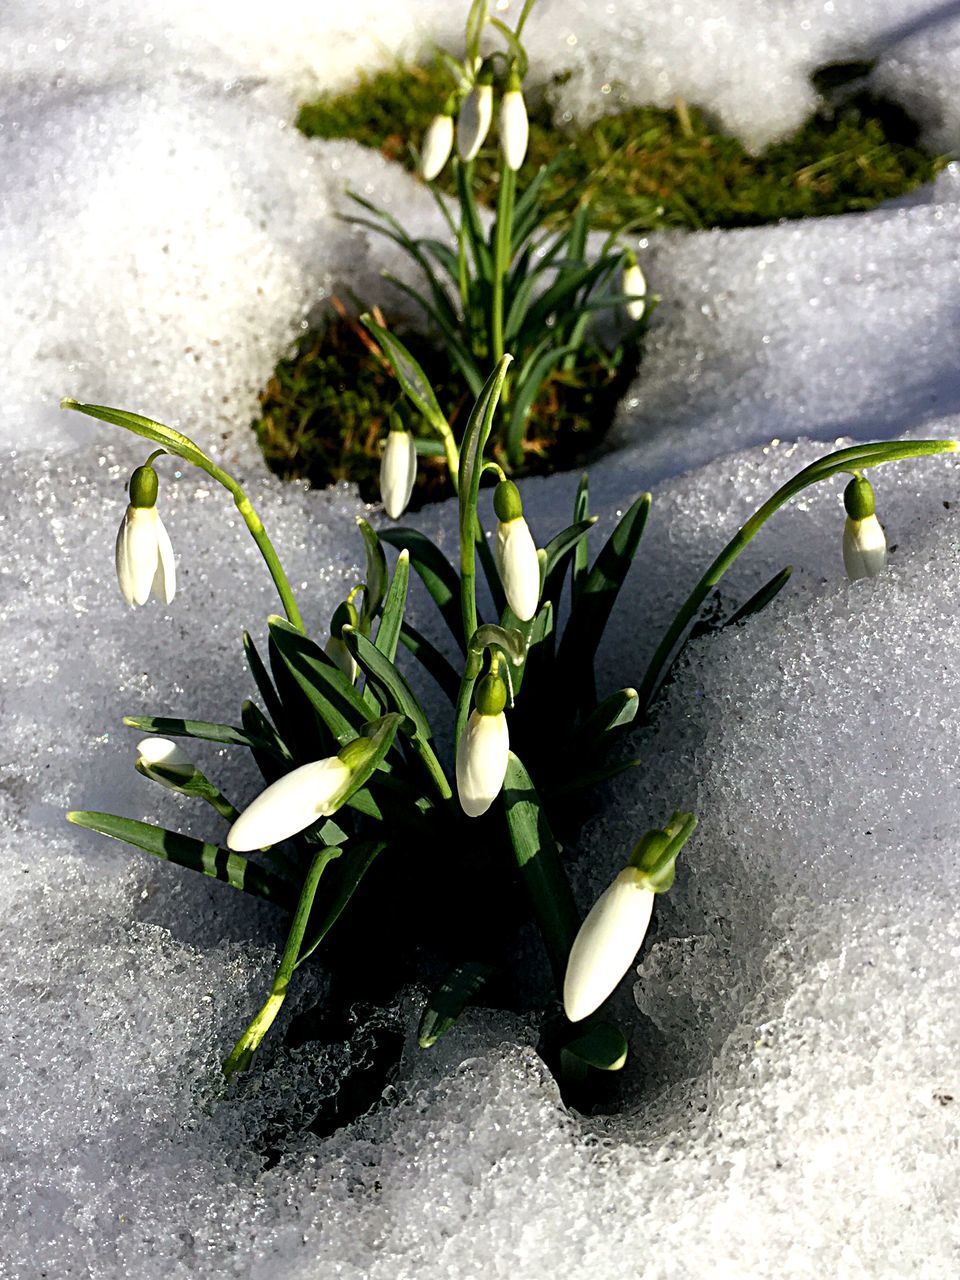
[115,504,176,607]
[496,517,540,621]
[843,514,887,581]
[227,756,352,852]
[421,113,454,181]
[136,736,195,785]
[623,259,647,322]
[380,428,417,520]
[457,81,494,162]
[456,707,509,818]
[563,867,655,1023]
[499,88,528,171]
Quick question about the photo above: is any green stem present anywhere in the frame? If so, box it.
[491,164,516,366]
[222,845,342,1077]
[637,438,958,711]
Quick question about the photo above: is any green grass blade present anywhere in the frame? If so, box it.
[418,960,495,1048]
[540,518,596,606]
[572,473,590,601]
[122,715,274,753]
[375,549,410,663]
[723,565,794,628]
[243,630,287,732]
[379,527,465,651]
[356,517,389,618]
[268,615,375,746]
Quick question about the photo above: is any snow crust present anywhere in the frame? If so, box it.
[4,1,960,1276]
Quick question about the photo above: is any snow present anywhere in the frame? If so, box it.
[4,1,960,1276]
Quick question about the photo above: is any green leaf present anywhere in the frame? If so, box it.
[122,715,274,753]
[575,688,640,749]
[502,752,581,984]
[268,615,374,747]
[360,313,449,437]
[356,518,389,619]
[295,838,388,967]
[558,493,651,686]
[505,341,579,465]
[61,400,211,470]
[398,622,461,703]
[418,960,496,1048]
[243,631,286,732]
[66,811,293,906]
[572,473,590,600]
[458,355,513,573]
[380,526,465,651]
[541,518,596,606]
[562,1019,629,1072]
[723,565,793,628]
[342,626,433,745]
[268,629,334,760]
[375,549,410,664]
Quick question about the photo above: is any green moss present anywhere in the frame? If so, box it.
[297,60,944,232]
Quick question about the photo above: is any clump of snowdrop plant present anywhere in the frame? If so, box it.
[61,377,955,1098]
[346,0,651,473]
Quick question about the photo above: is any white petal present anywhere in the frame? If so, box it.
[227,757,352,851]
[499,90,528,171]
[151,511,177,604]
[456,83,493,162]
[843,514,887,581]
[456,710,509,818]
[495,517,540,621]
[380,431,417,519]
[563,869,655,1022]
[623,262,647,322]
[136,736,193,771]
[116,506,160,606]
[421,114,454,181]
[325,635,358,684]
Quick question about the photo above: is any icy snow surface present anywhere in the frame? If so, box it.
[3,1,960,1277]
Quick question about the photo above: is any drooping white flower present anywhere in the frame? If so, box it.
[494,480,540,622]
[499,72,528,171]
[227,756,352,851]
[622,253,647,322]
[421,112,454,181]
[456,674,509,818]
[380,423,417,520]
[456,63,494,162]
[136,736,195,786]
[115,462,176,607]
[563,867,655,1023]
[842,475,887,581]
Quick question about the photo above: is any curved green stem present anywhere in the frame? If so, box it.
[60,399,305,631]
[637,438,957,711]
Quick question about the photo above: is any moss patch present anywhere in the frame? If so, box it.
[297,60,943,232]
[254,305,638,507]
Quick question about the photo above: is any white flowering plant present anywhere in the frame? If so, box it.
[61,370,955,1099]
[345,0,650,472]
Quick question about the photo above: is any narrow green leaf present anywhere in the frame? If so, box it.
[122,715,273,753]
[541,517,596,605]
[380,526,465,651]
[60,400,210,470]
[572,473,590,600]
[360,314,449,437]
[243,631,286,732]
[295,839,387,967]
[356,518,389,618]
[398,622,461,703]
[375,549,410,663]
[342,627,432,745]
[562,1019,629,1072]
[268,629,334,760]
[576,688,640,748]
[505,342,579,464]
[723,565,794,629]
[66,810,293,906]
[268,615,374,746]
[502,752,581,984]
[558,493,651,682]
[418,961,496,1049]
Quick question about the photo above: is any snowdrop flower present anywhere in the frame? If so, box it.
[494,480,540,622]
[227,756,352,851]
[115,462,176,606]
[135,736,195,787]
[563,814,694,1022]
[842,475,887,581]
[380,416,417,519]
[456,60,494,162]
[456,672,509,818]
[499,68,528,170]
[324,599,359,684]
[421,111,454,181]
[563,867,655,1023]
[622,251,647,323]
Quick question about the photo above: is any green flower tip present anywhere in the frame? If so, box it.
[129,463,159,508]
[494,478,523,522]
[475,672,507,716]
[844,475,875,520]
